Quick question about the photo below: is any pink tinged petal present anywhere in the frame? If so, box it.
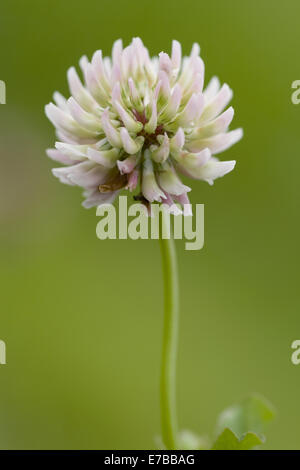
[173,192,193,216]
[154,80,162,100]
[91,50,111,93]
[67,67,98,113]
[191,55,204,75]
[53,91,68,111]
[111,63,122,85]
[159,52,173,77]
[157,161,191,196]
[131,38,147,77]
[82,188,119,209]
[117,155,138,174]
[46,149,79,166]
[142,150,167,203]
[84,63,109,107]
[186,128,243,154]
[112,39,123,65]
[120,127,144,154]
[101,109,122,148]
[171,40,182,71]
[103,57,112,76]
[56,129,79,145]
[151,133,170,163]
[170,128,185,153]
[111,82,123,105]
[157,71,171,103]
[113,100,143,133]
[132,37,145,63]
[45,103,95,139]
[55,128,98,145]
[87,147,119,168]
[126,169,139,191]
[144,54,156,87]
[203,76,220,102]
[191,72,205,95]
[190,107,234,140]
[159,83,182,122]
[200,84,233,123]
[128,78,142,110]
[161,192,182,216]
[79,55,89,80]
[179,56,204,99]
[62,161,110,188]
[55,142,88,160]
[193,158,236,185]
[168,93,204,129]
[144,100,158,134]
[184,93,204,122]
[52,167,76,186]
[67,97,102,133]
[120,45,132,78]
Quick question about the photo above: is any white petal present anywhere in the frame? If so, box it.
[52,167,76,185]
[186,128,243,154]
[128,78,142,110]
[45,103,95,139]
[175,148,211,170]
[159,83,182,122]
[151,133,170,163]
[193,159,236,184]
[190,107,234,140]
[67,97,102,133]
[91,50,110,93]
[200,84,233,123]
[67,66,98,112]
[120,127,144,154]
[190,43,200,57]
[170,128,185,153]
[168,93,204,129]
[157,71,171,104]
[87,147,119,168]
[46,149,78,165]
[144,99,158,134]
[159,52,173,77]
[157,162,191,196]
[171,40,182,70]
[203,76,220,102]
[82,188,119,208]
[117,155,138,174]
[84,63,109,107]
[53,91,68,111]
[112,39,123,65]
[67,161,110,188]
[55,142,88,160]
[142,150,166,202]
[101,109,122,148]
[113,100,143,133]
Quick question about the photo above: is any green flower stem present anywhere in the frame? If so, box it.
[159,221,179,450]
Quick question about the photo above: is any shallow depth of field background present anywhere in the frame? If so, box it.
[0,0,300,450]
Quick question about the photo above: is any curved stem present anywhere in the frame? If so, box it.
[159,220,179,450]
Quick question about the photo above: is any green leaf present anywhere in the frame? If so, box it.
[212,428,263,450]
[215,394,275,440]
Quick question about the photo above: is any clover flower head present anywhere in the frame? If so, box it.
[46,38,242,210]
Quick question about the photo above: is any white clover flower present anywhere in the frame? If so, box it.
[46,38,242,210]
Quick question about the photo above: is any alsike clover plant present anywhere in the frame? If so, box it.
[45,38,274,450]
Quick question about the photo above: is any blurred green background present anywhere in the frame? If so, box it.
[0,0,300,450]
